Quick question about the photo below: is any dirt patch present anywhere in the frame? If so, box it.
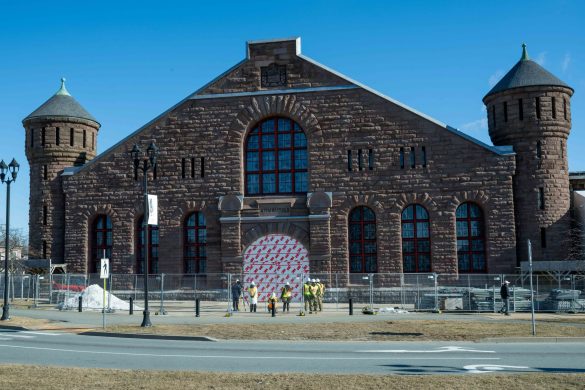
[0,365,583,389]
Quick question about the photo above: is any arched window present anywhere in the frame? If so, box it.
[402,205,431,272]
[348,206,377,273]
[184,212,207,273]
[456,202,486,273]
[245,117,308,195]
[136,216,159,274]
[91,215,112,273]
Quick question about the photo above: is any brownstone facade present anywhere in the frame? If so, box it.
[24,38,576,276]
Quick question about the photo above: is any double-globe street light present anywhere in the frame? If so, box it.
[130,142,158,327]
[0,158,19,321]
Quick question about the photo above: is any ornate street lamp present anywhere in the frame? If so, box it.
[131,142,158,327]
[1,158,19,321]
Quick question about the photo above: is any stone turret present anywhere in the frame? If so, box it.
[22,79,100,261]
[483,45,574,263]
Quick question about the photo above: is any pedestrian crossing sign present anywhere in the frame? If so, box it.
[100,258,110,279]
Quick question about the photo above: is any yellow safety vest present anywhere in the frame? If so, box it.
[248,286,257,298]
[309,284,319,297]
[281,287,292,299]
[303,283,311,296]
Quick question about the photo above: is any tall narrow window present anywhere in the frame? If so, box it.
[191,157,195,178]
[368,149,374,170]
[492,106,496,126]
[401,205,431,272]
[399,148,405,169]
[536,97,541,119]
[181,158,186,178]
[410,146,416,168]
[540,227,547,249]
[503,101,508,122]
[184,212,207,273]
[561,140,564,159]
[536,141,542,159]
[348,206,377,273]
[518,99,523,121]
[83,130,87,148]
[92,132,95,150]
[421,146,427,168]
[347,150,352,171]
[42,127,46,146]
[538,187,545,210]
[563,98,567,120]
[42,241,47,259]
[43,205,48,226]
[30,128,35,148]
[244,117,308,195]
[91,215,112,273]
[136,216,159,274]
[456,202,486,273]
[551,97,557,119]
[56,127,60,146]
[200,157,205,178]
[358,149,363,171]
[43,165,48,180]
[70,128,74,146]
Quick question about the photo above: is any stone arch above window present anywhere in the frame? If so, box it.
[339,194,385,217]
[241,222,309,251]
[244,117,308,195]
[393,193,437,214]
[447,190,490,215]
[228,95,322,145]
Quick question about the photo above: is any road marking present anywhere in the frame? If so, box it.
[464,364,530,374]
[0,344,500,361]
[357,346,495,354]
[22,331,62,336]
[4,334,34,339]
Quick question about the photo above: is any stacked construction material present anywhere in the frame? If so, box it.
[543,289,583,311]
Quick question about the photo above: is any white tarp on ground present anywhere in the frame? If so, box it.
[58,284,139,311]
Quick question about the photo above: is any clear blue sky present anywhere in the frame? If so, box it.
[1,0,584,236]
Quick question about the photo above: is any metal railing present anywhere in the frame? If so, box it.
[3,272,584,314]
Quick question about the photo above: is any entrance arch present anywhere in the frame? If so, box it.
[242,234,309,302]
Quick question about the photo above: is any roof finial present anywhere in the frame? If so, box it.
[521,43,529,61]
[56,77,71,96]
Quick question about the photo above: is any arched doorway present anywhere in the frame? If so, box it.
[242,234,309,302]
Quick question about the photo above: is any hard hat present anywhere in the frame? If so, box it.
[236,279,240,283]
[504,280,510,284]
[311,279,316,283]
[285,282,290,286]
[250,281,255,286]
[316,279,320,283]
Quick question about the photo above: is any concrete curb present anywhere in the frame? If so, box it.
[481,337,585,343]
[80,331,217,342]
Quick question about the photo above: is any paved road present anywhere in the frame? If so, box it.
[1,328,584,375]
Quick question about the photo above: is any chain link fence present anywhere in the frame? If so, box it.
[2,272,584,314]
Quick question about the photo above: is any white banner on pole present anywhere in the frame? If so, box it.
[147,194,158,225]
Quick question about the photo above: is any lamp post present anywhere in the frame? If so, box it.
[1,158,19,321]
[131,142,158,327]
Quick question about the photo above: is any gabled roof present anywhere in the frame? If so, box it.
[23,78,99,125]
[71,38,514,176]
[485,44,572,98]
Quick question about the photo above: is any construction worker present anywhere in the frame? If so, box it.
[303,279,312,313]
[309,279,319,314]
[316,278,325,312]
[248,281,258,313]
[267,292,278,313]
[280,282,292,313]
[231,279,242,311]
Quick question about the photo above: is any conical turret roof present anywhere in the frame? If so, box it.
[23,78,99,125]
[484,44,572,99]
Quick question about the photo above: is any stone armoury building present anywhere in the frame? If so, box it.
[22,38,578,284]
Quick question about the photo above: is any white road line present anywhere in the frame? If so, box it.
[22,331,62,336]
[357,346,495,354]
[5,335,34,339]
[0,344,500,361]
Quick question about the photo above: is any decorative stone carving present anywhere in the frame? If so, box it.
[218,194,243,212]
[261,63,287,87]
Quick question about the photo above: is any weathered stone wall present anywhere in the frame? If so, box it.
[62,84,517,274]
[485,85,573,263]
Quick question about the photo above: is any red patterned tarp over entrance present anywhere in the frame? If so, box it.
[242,234,309,302]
